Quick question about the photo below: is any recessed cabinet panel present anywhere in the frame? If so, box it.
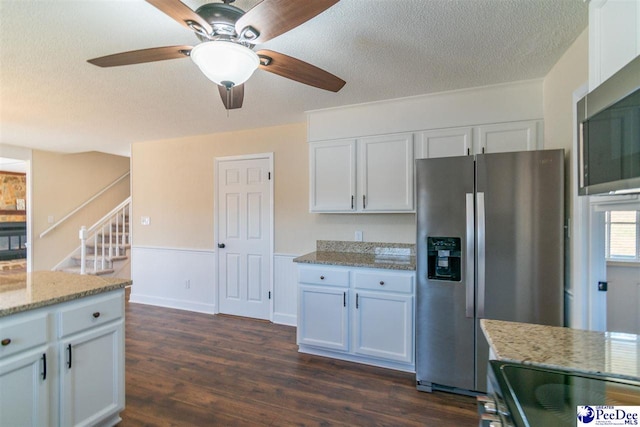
[416,127,472,159]
[0,347,49,427]
[298,285,348,351]
[60,321,124,427]
[309,140,356,212]
[354,291,413,363]
[358,134,414,212]
[589,0,640,90]
[477,121,540,154]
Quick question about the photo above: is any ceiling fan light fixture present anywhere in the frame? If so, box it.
[190,41,259,87]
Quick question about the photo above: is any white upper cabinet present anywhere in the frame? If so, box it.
[415,127,473,159]
[416,121,540,159]
[358,134,414,212]
[309,139,357,212]
[589,0,640,90]
[309,133,414,213]
[476,120,540,154]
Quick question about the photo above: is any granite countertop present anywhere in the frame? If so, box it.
[481,319,640,381]
[0,271,131,317]
[293,240,416,271]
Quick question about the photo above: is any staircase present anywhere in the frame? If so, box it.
[58,198,131,277]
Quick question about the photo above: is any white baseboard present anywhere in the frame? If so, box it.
[129,294,216,315]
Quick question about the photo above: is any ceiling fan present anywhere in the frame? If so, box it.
[87,0,346,110]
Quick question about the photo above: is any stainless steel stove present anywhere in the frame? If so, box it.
[479,361,640,427]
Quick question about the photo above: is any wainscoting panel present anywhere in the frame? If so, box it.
[273,254,299,326]
[130,247,216,314]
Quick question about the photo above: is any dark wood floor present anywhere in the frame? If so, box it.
[119,303,478,426]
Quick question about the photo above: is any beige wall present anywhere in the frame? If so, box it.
[542,28,589,220]
[131,123,416,255]
[32,150,130,270]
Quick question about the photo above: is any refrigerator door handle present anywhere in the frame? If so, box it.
[465,193,475,318]
[477,191,486,318]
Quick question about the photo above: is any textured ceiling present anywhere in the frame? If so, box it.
[0,0,588,157]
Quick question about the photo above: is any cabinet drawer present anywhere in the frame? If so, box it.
[0,312,48,359]
[354,271,413,293]
[58,291,124,338]
[299,266,350,287]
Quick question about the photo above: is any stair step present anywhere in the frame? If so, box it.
[85,244,130,253]
[73,254,127,263]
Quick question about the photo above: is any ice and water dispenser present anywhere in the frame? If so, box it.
[427,237,461,281]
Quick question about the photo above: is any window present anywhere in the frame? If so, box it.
[605,210,640,261]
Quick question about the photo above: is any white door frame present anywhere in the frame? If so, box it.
[213,152,274,320]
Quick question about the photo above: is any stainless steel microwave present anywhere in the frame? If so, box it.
[577,55,640,195]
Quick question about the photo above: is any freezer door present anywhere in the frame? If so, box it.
[416,156,476,392]
[475,149,564,391]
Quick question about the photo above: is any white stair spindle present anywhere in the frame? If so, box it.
[93,233,98,273]
[101,224,106,271]
[79,226,87,275]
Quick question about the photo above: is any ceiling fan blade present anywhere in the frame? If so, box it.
[256,50,345,92]
[218,84,245,110]
[87,46,192,67]
[146,0,213,36]
[236,0,339,44]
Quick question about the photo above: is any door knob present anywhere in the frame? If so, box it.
[218,243,226,248]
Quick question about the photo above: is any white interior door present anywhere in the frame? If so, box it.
[216,155,272,320]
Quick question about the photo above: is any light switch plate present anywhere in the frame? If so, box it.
[141,216,150,226]
[355,231,363,241]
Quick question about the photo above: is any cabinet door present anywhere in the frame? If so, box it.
[476,120,540,154]
[298,285,349,351]
[59,321,124,427]
[0,347,49,427]
[309,139,357,212]
[353,291,413,364]
[416,127,472,159]
[589,0,640,90]
[358,133,414,212]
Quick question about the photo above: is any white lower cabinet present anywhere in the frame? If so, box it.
[60,322,124,427]
[298,285,349,351]
[58,290,125,427]
[297,264,415,372]
[0,345,49,427]
[353,291,413,363]
[0,289,125,427]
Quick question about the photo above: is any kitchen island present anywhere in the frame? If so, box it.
[1,271,130,427]
[481,319,640,381]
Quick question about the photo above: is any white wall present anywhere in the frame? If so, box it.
[607,263,640,334]
[308,79,543,141]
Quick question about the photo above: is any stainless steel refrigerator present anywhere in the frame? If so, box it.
[415,149,564,394]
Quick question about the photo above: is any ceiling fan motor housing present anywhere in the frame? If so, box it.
[195,3,245,41]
